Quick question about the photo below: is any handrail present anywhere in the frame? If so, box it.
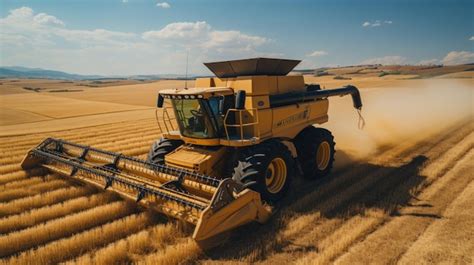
[156,106,177,134]
[223,108,260,141]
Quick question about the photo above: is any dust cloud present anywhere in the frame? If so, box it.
[321,79,473,165]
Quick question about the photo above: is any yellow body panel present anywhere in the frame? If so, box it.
[164,75,329,146]
[165,145,228,176]
[277,75,305,94]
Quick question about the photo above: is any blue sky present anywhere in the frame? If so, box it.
[0,0,473,75]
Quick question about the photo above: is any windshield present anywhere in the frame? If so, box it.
[171,98,219,139]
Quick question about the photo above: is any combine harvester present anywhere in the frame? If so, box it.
[22,58,362,247]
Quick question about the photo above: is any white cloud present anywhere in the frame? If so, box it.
[142,21,269,53]
[143,21,210,40]
[205,30,268,51]
[470,36,474,41]
[33,13,65,27]
[307,50,328,57]
[361,56,407,65]
[0,7,64,27]
[156,2,171,8]
[441,51,474,65]
[0,7,271,75]
[9,6,33,18]
[362,20,392,27]
[417,59,439,65]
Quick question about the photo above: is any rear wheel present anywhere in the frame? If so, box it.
[232,140,294,203]
[147,138,183,164]
[294,127,335,179]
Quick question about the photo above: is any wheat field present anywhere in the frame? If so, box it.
[0,74,473,264]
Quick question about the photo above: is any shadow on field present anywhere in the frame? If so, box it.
[204,150,428,261]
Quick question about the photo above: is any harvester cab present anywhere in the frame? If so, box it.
[21,58,363,248]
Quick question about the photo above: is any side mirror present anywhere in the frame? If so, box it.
[157,94,164,108]
[235,90,246,109]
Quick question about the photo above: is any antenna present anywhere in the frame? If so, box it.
[184,50,189,89]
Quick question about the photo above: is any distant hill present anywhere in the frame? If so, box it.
[0,66,103,80]
[0,66,199,80]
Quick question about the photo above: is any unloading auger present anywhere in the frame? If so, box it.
[21,58,362,247]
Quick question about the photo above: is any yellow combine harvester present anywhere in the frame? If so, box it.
[21,58,362,247]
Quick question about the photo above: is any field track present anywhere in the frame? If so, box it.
[0,116,472,264]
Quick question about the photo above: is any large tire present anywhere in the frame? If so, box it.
[232,140,294,203]
[147,138,183,164]
[294,127,335,179]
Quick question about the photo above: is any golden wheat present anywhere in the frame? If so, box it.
[0,187,93,217]
[0,120,154,149]
[70,222,181,264]
[0,179,69,202]
[0,176,49,190]
[420,133,474,182]
[0,155,25,165]
[0,168,45,185]
[0,192,117,234]
[0,127,157,163]
[5,212,155,265]
[296,212,385,265]
[0,164,22,175]
[138,238,201,265]
[0,201,135,257]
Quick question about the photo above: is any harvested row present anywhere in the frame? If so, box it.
[0,128,159,169]
[292,118,471,215]
[91,133,158,152]
[304,132,474,264]
[371,119,471,166]
[0,179,68,202]
[0,135,156,179]
[206,119,472,263]
[0,168,46,185]
[69,222,182,264]
[284,124,473,261]
[0,201,136,257]
[0,176,47,190]
[0,192,118,234]
[397,180,474,264]
[332,149,474,265]
[418,132,473,183]
[0,123,159,159]
[295,210,386,265]
[0,186,94,217]
[138,239,202,265]
[0,164,22,175]
[287,120,471,215]
[4,212,157,265]
[120,146,150,157]
[0,118,156,148]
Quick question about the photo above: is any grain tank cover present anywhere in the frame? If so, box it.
[204,58,301,78]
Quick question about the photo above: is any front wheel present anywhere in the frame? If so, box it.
[147,138,183,164]
[294,127,335,179]
[232,140,294,203]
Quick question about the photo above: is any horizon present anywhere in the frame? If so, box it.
[1,0,473,75]
[2,61,473,78]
